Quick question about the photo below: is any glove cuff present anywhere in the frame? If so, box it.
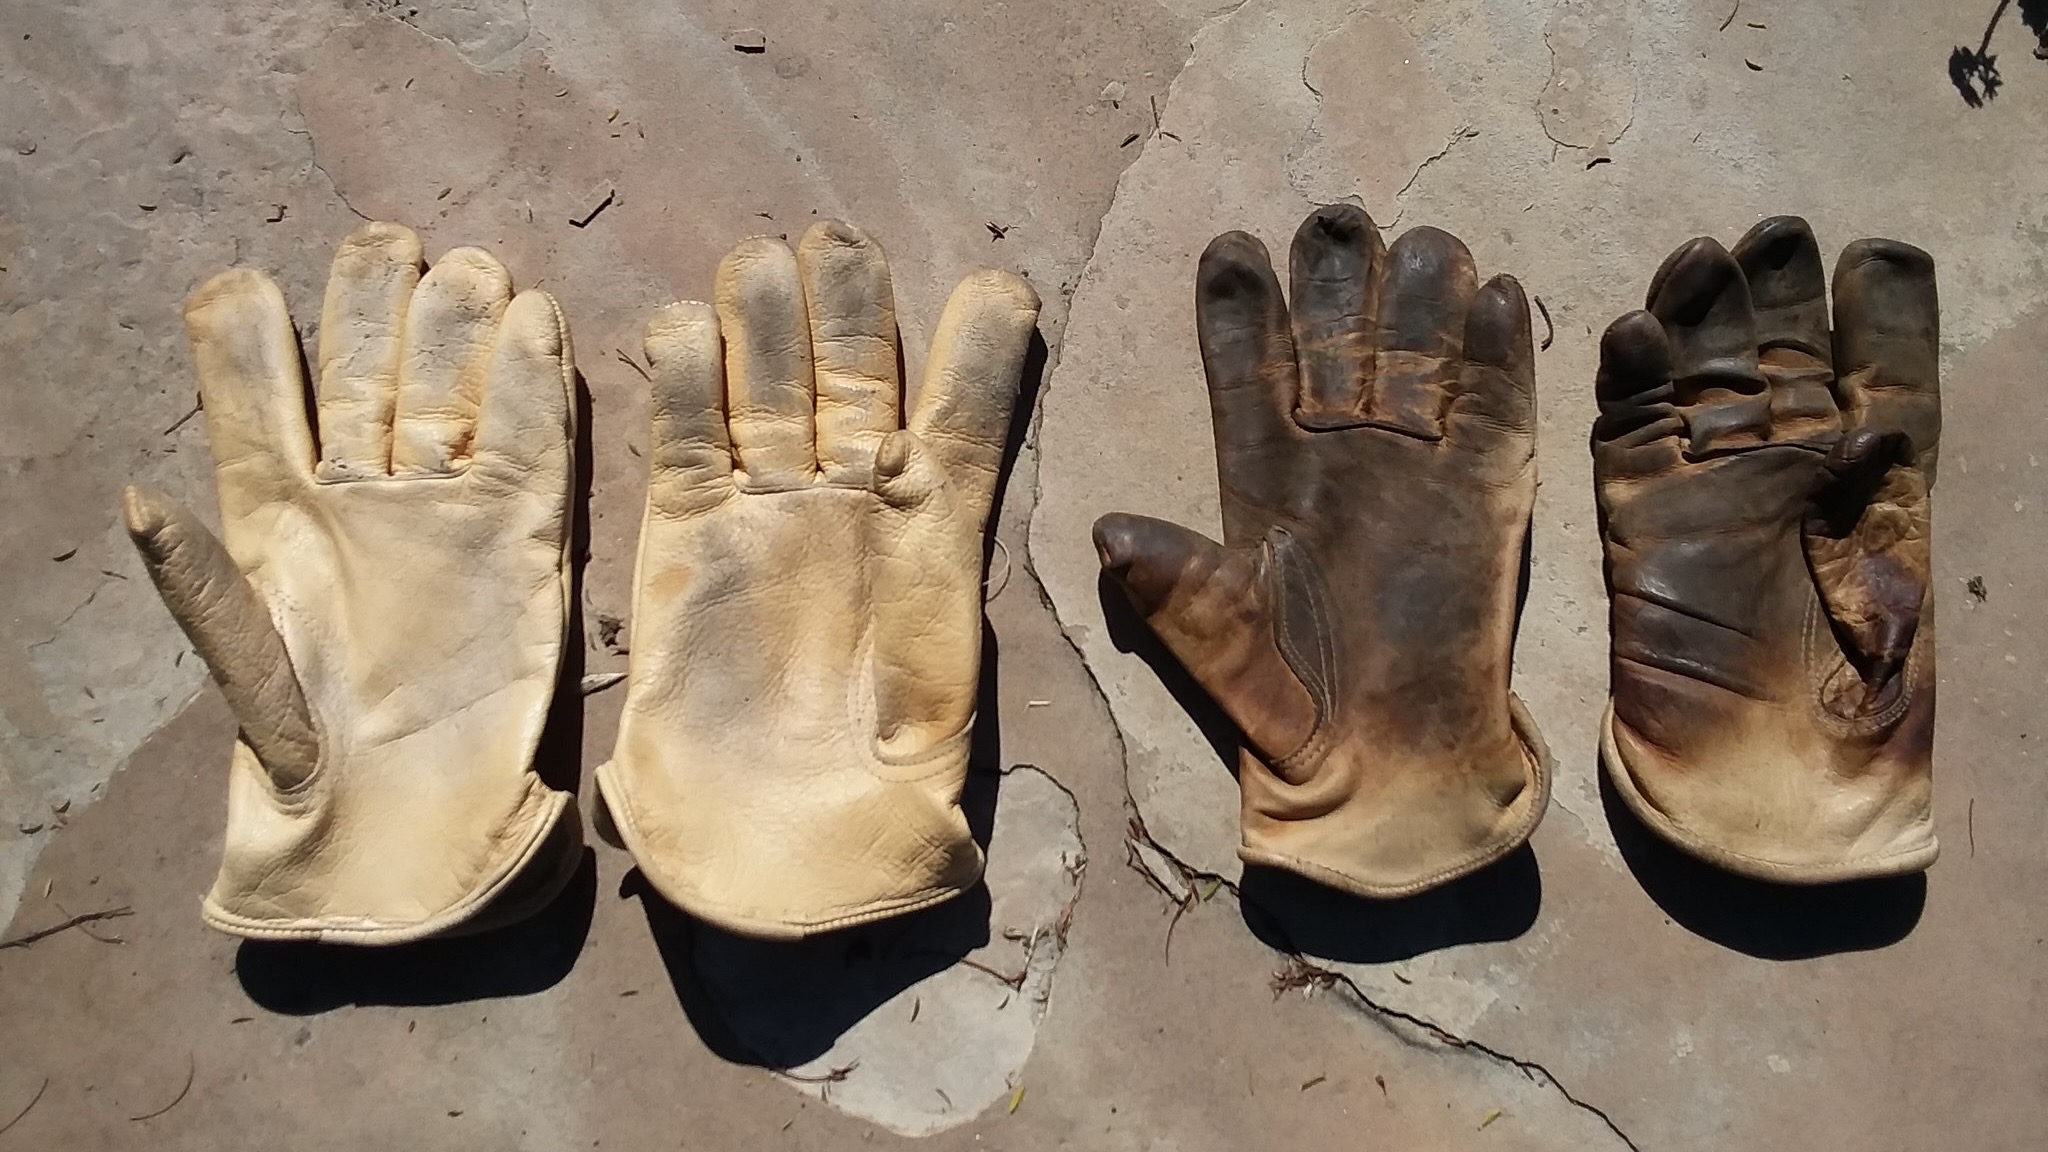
[1601,701,1937,883]
[594,757,983,940]
[200,774,580,944]
[1237,694,1552,897]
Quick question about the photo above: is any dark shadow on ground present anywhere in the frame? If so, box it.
[234,847,598,1012]
[1946,0,2048,106]
[635,873,996,1068]
[1601,762,1925,959]
[1239,845,1542,964]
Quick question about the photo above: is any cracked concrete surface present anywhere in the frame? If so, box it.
[4,1,2046,1149]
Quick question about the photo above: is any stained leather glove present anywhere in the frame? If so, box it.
[123,223,581,943]
[1092,204,1550,898]
[598,221,1039,938]
[1595,216,1939,882]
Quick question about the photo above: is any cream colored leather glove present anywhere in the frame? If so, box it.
[123,223,581,943]
[598,221,1039,938]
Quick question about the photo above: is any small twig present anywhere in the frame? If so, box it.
[1719,1,1740,32]
[1162,891,1194,965]
[956,955,1027,989]
[1269,957,1341,997]
[776,1060,858,1085]
[983,537,1013,602]
[0,1078,48,1137]
[1300,1074,1327,1091]
[1535,296,1555,351]
[127,1053,194,1122]
[0,905,132,950]
[53,901,124,944]
[1149,94,1180,142]
[613,349,652,383]
[579,671,627,696]
[1968,797,1976,856]
[162,400,202,437]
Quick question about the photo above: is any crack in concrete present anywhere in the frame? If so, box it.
[1534,1,1637,154]
[1274,953,1644,1151]
[1125,814,1645,1152]
[1387,123,1478,228]
[25,579,110,656]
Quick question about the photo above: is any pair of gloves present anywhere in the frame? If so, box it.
[129,220,1037,942]
[1097,205,1938,895]
[133,203,1938,946]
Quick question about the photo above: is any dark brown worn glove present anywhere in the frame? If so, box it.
[1595,216,1940,883]
[1094,204,1550,898]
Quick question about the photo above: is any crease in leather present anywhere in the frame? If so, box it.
[1240,694,1552,898]
[1601,701,1936,883]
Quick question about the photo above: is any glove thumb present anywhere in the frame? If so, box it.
[1093,513,1318,767]
[1803,429,1930,690]
[124,484,320,791]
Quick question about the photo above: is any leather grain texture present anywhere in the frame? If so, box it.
[1093,204,1550,898]
[124,223,581,943]
[599,221,1039,939]
[1594,216,1940,883]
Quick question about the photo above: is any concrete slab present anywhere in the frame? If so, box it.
[3,2,2045,1149]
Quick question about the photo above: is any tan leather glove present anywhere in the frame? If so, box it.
[598,221,1039,938]
[1595,216,1939,882]
[1093,204,1550,898]
[123,223,582,943]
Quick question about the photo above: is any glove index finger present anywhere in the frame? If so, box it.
[1832,238,1941,478]
[183,266,318,522]
[1197,231,1301,542]
[909,268,1039,516]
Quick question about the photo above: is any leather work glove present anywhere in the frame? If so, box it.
[598,221,1039,938]
[124,223,582,942]
[1093,203,1551,898]
[1595,216,1940,882]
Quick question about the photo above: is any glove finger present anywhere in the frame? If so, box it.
[1197,232,1300,544]
[1647,237,1771,458]
[1093,512,1316,763]
[908,268,1039,519]
[1732,216,1840,445]
[1288,203,1382,427]
[471,289,575,498]
[1451,273,1537,446]
[1804,428,1929,688]
[392,246,511,475]
[716,236,818,488]
[1832,238,1941,480]
[181,267,318,529]
[123,484,319,791]
[870,430,981,754]
[1733,216,1832,363]
[315,222,422,478]
[643,301,735,520]
[1363,226,1478,440]
[1592,310,1682,472]
[798,220,902,485]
